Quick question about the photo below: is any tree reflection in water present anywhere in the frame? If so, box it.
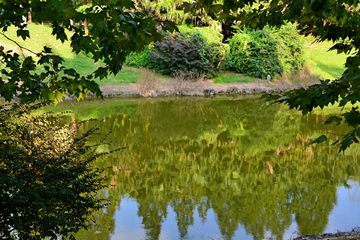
[52,97,360,240]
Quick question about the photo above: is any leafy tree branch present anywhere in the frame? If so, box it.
[0,32,39,57]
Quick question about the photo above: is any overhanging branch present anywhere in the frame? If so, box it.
[0,32,40,57]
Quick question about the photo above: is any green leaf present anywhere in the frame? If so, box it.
[76,92,87,101]
[49,90,68,105]
[16,29,30,40]
[322,116,342,125]
[260,93,281,101]
[43,46,52,54]
[309,135,327,145]
[48,92,55,101]
[232,171,240,179]
[347,73,360,82]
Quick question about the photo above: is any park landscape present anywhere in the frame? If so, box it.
[1,0,360,240]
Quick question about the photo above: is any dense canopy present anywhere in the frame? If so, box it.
[0,0,176,104]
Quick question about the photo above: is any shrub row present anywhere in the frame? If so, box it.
[124,23,304,80]
[227,23,304,79]
[150,32,225,79]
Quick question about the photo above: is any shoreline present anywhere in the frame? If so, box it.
[293,229,360,240]
[87,79,317,99]
[0,78,318,102]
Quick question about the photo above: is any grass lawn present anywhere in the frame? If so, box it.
[212,71,256,83]
[0,23,142,85]
[0,23,349,85]
[303,36,347,80]
[64,55,142,86]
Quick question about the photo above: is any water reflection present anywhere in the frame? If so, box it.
[50,97,360,240]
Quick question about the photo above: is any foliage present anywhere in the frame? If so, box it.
[0,0,176,105]
[184,0,360,151]
[273,22,305,72]
[150,32,224,79]
[0,24,144,87]
[180,25,228,71]
[227,26,280,79]
[134,0,216,27]
[124,45,153,68]
[227,23,304,79]
[134,0,188,24]
[0,1,175,239]
[178,24,223,45]
[126,25,226,74]
[0,103,117,239]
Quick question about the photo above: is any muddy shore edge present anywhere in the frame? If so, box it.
[293,229,360,240]
[84,80,316,99]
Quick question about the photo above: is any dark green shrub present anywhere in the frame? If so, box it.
[227,23,304,79]
[180,25,228,72]
[0,103,113,240]
[124,46,152,68]
[150,32,224,79]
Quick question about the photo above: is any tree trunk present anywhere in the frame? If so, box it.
[221,22,234,43]
[83,0,89,35]
[28,8,32,23]
[85,18,89,35]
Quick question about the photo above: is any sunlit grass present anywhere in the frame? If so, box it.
[312,100,360,116]
[212,71,256,83]
[0,23,142,86]
[303,36,348,80]
[0,24,75,57]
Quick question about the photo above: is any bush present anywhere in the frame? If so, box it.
[181,25,228,74]
[0,103,111,240]
[274,23,305,73]
[227,23,304,79]
[150,32,224,79]
[124,46,153,68]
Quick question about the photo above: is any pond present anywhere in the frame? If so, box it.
[43,96,360,240]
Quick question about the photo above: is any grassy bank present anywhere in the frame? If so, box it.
[0,24,145,86]
[303,36,347,80]
[0,23,348,86]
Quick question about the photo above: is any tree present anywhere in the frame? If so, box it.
[0,0,176,105]
[183,0,360,151]
[0,1,175,239]
[0,103,108,239]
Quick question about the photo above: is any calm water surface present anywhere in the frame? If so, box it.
[47,96,360,240]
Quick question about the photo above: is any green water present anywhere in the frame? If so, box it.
[44,96,360,240]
